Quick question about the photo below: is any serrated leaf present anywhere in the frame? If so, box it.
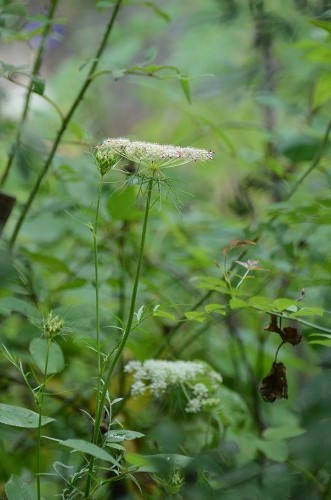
[29,337,65,375]
[0,404,54,428]
[106,430,144,442]
[53,438,120,466]
[5,475,34,500]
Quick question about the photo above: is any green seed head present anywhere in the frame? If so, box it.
[43,312,64,340]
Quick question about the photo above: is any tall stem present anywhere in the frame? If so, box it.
[93,176,103,413]
[0,0,59,187]
[84,178,154,499]
[8,0,123,249]
[36,338,51,500]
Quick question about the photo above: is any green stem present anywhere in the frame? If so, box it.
[8,0,123,249]
[93,176,103,413]
[36,338,51,500]
[84,178,154,499]
[285,117,331,201]
[0,0,59,188]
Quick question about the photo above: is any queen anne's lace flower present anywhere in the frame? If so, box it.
[125,359,222,413]
[95,138,214,177]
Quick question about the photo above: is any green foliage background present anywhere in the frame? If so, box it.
[1,0,331,498]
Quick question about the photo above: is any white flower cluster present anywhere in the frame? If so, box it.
[185,383,220,414]
[125,360,222,413]
[96,138,214,172]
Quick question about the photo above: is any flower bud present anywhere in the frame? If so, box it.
[43,312,64,340]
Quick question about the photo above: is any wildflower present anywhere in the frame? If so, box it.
[95,138,214,179]
[43,312,64,340]
[125,359,222,413]
[95,139,128,175]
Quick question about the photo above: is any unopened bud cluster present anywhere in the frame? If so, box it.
[95,138,214,177]
[43,312,64,340]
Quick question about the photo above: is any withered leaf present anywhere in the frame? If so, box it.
[264,314,283,335]
[222,246,228,256]
[281,326,302,346]
[230,239,256,248]
[259,362,288,403]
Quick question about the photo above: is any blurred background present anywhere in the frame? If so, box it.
[1,0,331,498]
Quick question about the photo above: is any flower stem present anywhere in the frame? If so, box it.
[93,176,103,411]
[8,0,123,249]
[84,178,154,498]
[36,338,51,500]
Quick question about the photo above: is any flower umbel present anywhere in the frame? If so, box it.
[95,138,214,179]
[125,359,222,413]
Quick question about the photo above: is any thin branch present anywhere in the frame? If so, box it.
[8,0,124,249]
[0,0,60,187]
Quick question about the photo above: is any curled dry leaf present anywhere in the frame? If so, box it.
[264,314,302,345]
[282,326,302,346]
[259,362,288,403]
[229,239,256,248]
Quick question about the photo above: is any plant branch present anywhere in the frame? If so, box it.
[8,0,124,249]
[0,0,60,187]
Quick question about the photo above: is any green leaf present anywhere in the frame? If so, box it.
[278,135,319,162]
[0,297,40,320]
[29,338,65,375]
[125,453,192,472]
[107,187,140,221]
[256,439,288,462]
[179,76,191,104]
[22,249,72,274]
[184,311,206,322]
[262,426,305,441]
[197,276,231,295]
[248,295,272,311]
[310,19,331,34]
[272,298,297,312]
[309,339,331,347]
[291,307,324,317]
[229,297,247,309]
[53,438,120,466]
[0,404,54,428]
[215,386,249,427]
[313,73,331,108]
[153,309,176,321]
[205,303,226,315]
[31,75,45,96]
[5,475,34,500]
[106,430,144,442]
